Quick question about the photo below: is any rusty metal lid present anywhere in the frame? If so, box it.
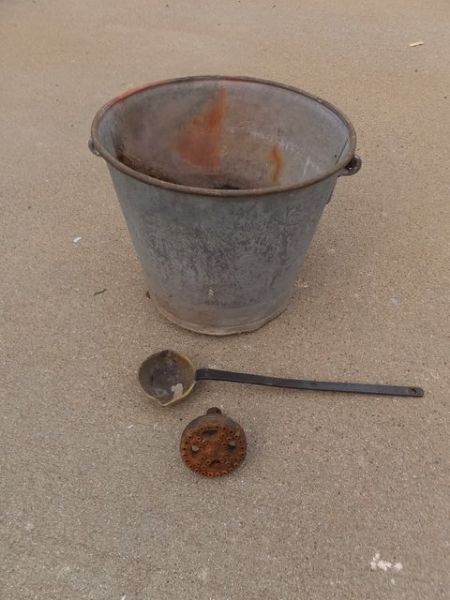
[180,408,246,477]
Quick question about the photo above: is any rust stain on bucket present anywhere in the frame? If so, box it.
[270,144,283,184]
[177,89,226,169]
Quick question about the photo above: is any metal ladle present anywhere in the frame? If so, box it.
[138,350,424,407]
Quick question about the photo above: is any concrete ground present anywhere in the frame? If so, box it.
[1,1,449,598]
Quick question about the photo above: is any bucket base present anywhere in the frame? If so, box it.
[151,295,291,336]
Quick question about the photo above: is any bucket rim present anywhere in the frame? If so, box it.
[90,75,357,197]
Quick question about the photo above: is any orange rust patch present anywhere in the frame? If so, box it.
[270,144,283,184]
[177,90,226,169]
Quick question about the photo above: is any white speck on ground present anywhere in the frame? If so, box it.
[370,552,404,574]
[73,236,82,243]
[57,566,71,579]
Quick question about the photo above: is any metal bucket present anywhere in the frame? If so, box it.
[90,76,361,335]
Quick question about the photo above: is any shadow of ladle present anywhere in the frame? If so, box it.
[138,349,424,407]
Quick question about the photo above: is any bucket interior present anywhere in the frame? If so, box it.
[95,78,354,191]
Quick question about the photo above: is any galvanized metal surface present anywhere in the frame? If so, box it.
[90,76,361,334]
[180,408,247,478]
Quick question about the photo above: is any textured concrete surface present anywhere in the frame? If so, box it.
[1,1,449,598]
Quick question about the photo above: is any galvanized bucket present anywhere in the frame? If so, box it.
[90,76,361,335]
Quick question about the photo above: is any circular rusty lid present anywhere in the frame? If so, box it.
[180,408,246,477]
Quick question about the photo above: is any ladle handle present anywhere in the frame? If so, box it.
[195,369,424,398]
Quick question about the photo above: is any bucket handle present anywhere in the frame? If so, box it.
[88,137,101,157]
[338,154,362,177]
